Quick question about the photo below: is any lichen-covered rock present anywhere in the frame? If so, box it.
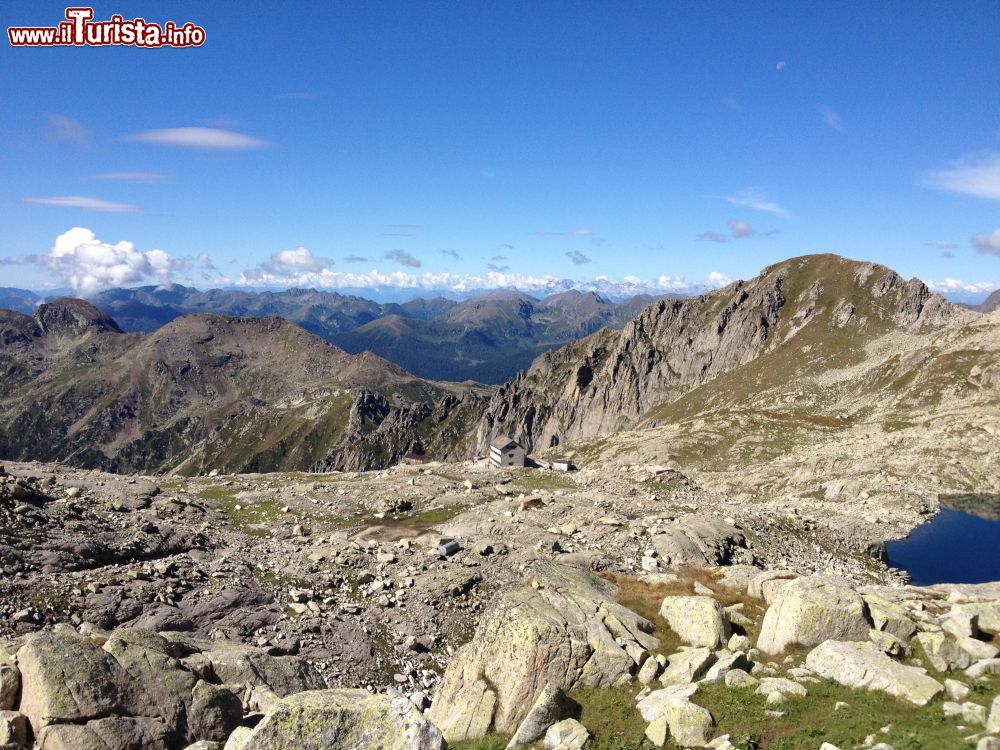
[861,593,918,640]
[237,690,444,750]
[755,677,807,699]
[187,681,243,744]
[435,678,495,742]
[506,683,569,750]
[543,718,591,750]
[757,577,871,654]
[658,647,715,685]
[916,632,973,672]
[636,683,699,722]
[0,647,19,711]
[36,716,171,750]
[648,517,746,567]
[17,630,127,730]
[659,700,713,747]
[0,710,28,748]
[987,694,1000,733]
[658,596,729,649]
[428,563,658,740]
[805,640,943,706]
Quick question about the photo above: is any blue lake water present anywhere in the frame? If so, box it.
[886,494,1000,585]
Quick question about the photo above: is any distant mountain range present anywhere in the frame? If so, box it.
[84,284,674,383]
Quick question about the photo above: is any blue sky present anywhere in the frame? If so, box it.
[2,0,999,300]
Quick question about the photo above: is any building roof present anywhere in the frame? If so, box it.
[491,436,520,450]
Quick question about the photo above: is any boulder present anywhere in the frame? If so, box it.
[862,594,918,640]
[649,516,745,567]
[17,630,127,730]
[543,718,591,750]
[916,632,973,672]
[428,563,658,739]
[988,695,1000,733]
[506,683,569,750]
[0,710,28,748]
[659,648,715,685]
[636,683,699,722]
[700,651,751,684]
[748,570,797,600]
[805,640,943,706]
[755,677,807,699]
[757,577,871,654]
[952,602,1000,636]
[659,700,713,747]
[187,681,243,743]
[659,596,729,648]
[237,690,444,750]
[36,716,171,750]
[0,647,19,711]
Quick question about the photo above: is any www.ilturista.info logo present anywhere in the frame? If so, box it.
[8,7,205,48]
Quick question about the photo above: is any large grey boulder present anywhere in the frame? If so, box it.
[916,632,973,672]
[658,596,729,649]
[187,680,242,743]
[428,563,658,740]
[543,718,591,750]
[649,516,745,567]
[17,630,127,730]
[659,647,715,685]
[236,690,444,750]
[757,577,872,654]
[0,646,19,711]
[36,716,171,750]
[805,640,943,706]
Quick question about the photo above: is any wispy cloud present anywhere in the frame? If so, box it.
[276,91,317,101]
[22,196,141,213]
[344,255,368,263]
[5,227,185,295]
[924,240,959,249]
[728,220,754,239]
[776,61,786,71]
[535,228,593,237]
[128,127,271,150]
[724,189,789,218]
[385,249,421,268]
[925,153,1000,200]
[819,105,846,132]
[92,172,166,183]
[491,255,507,261]
[439,249,461,260]
[46,114,92,148]
[697,230,729,243]
[381,233,413,237]
[566,250,591,265]
[487,263,510,272]
[973,228,1000,255]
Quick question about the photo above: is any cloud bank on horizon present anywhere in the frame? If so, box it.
[3,227,993,304]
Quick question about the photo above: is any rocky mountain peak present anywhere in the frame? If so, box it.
[33,297,122,336]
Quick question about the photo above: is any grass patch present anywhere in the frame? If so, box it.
[695,678,975,750]
[509,472,577,492]
[202,488,283,536]
[400,505,467,525]
[568,686,648,750]
[448,736,509,750]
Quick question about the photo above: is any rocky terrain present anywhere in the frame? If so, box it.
[1,253,998,748]
[1,453,998,749]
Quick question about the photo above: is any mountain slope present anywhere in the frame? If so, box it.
[474,254,972,453]
[0,299,485,474]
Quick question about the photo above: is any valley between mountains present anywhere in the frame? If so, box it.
[1,253,998,750]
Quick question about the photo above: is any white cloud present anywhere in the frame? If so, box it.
[22,196,141,213]
[707,271,733,287]
[925,153,1000,200]
[273,247,323,271]
[926,278,997,294]
[724,189,789,218]
[972,228,1000,255]
[46,114,92,148]
[819,105,846,132]
[128,127,270,150]
[92,172,166,183]
[25,227,186,296]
